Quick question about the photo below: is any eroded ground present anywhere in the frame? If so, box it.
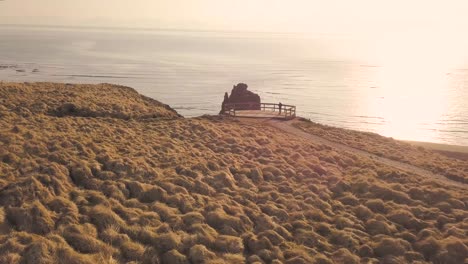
[0,82,466,264]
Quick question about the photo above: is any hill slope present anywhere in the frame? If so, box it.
[0,82,180,119]
[0,82,466,264]
[293,120,468,184]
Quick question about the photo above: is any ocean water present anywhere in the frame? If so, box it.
[1,25,467,146]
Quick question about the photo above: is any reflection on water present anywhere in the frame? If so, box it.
[361,63,450,143]
[0,26,467,145]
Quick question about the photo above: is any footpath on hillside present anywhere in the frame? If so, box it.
[238,117,468,190]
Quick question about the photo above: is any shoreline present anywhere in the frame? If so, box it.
[2,79,466,154]
[403,140,468,160]
[403,140,468,153]
[241,116,468,156]
[293,117,468,157]
[292,117,468,183]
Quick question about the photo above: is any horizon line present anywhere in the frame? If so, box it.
[0,23,351,37]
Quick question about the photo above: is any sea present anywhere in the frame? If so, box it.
[1,25,467,146]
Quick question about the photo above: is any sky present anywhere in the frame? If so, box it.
[1,0,467,35]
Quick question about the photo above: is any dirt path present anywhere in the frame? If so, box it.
[240,117,468,190]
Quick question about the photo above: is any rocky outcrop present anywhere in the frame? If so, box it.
[220,83,261,114]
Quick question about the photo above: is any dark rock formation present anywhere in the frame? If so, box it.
[220,83,261,114]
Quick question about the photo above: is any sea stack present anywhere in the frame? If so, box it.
[220,83,261,114]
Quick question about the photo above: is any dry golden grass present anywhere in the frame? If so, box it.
[0,82,179,120]
[294,119,468,183]
[0,82,467,263]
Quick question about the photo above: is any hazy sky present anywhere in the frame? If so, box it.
[1,0,467,34]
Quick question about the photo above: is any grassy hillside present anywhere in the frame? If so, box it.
[0,82,180,119]
[0,82,466,263]
[294,119,468,184]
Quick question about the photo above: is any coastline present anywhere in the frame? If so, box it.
[242,116,468,159]
[2,25,467,147]
[298,123,468,161]
[404,140,468,160]
[293,118,468,183]
[401,140,468,155]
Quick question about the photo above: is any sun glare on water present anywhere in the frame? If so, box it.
[376,65,449,142]
[364,32,457,142]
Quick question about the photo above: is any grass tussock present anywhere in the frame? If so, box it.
[0,82,466,263]
[294,119,468,183]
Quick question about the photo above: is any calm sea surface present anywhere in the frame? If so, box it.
[1,26,467,146]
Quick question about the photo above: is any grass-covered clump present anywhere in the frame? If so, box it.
[0,82,466,263]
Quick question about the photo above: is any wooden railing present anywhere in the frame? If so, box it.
[223,102,296,119]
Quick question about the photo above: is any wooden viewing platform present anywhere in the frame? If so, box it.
[223,102,296,120]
